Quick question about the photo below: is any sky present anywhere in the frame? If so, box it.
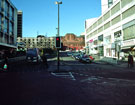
[11,0,101,37]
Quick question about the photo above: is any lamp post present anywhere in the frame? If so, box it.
[55,1,62,72]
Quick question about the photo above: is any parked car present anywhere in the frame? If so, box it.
[79,55,93,63]
[72,53,81,59]
[67,52,73,56]
[71,52,79,58]
[26,48,41,63]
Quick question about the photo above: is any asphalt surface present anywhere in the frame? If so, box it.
[0,53,135,105]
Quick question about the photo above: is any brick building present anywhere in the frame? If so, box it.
[61,33,85,51]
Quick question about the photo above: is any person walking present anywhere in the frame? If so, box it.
[128,53,134,68]
[40,49,48,69]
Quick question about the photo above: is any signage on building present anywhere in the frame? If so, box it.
[89,39,93,43]
[122,39,135,47]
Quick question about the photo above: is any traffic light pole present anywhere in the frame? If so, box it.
[57,3,60,72]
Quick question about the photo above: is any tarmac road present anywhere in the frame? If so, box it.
[0,52,135,104]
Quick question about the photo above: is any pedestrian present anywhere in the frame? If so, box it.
[42,54,48,68]
[128,53,134,68]
[40,49,48,68]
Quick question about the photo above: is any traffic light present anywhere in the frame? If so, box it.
[55,36,61,48]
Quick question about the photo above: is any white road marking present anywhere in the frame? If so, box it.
[51,72,76,80]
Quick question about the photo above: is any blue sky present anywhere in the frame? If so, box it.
[11,0,101,37]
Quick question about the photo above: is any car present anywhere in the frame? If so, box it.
[67,52,73,56]
[26,48,41,63]
[79,55,92,63]
[74,54,81,60]
[72,53,81,59]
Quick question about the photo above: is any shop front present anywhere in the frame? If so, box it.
[121,39,135,57]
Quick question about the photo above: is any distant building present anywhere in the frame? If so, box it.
[17,11,23,37]
[61,33,85,51]
[0,0,18,59]
[17,36,55,50]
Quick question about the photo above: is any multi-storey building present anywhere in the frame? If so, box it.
[17,36,55,50]
[17,11,22,37]
[101,0,117,14]
[85,0,135,60]
[0,0,18,58]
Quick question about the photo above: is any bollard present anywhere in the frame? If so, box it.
[3,64,8,71]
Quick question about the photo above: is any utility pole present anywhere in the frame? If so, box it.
[55,1,62,72]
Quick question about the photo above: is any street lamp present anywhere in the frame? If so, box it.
[55,1,62,72]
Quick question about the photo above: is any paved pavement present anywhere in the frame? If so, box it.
[95,59,135,69]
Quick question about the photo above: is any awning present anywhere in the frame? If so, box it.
[121,46,135,52]
[0,43,17,49]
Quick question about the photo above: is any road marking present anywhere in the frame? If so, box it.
[51,72,76,81]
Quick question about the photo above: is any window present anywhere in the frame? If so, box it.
[121,0,133,8]
[111,2,120,16]
[108,0,113,8]
[9,6,14,20]
[122,6,135,20]
[4,18,8,33]
[104,22,110,30]
[0,0,1,11]
[111,15,121,25]
[123,25,135,40]
[0,15,1,30]
[98,26,103,33]
[9,22,13,35]
[104,35,111,44]
[98,17,103,25]
[5,1,9,17]
[104,11,110,21]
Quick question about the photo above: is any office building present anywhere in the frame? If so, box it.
[85,0,135,60]
[17,11,23,37]
[0,0,18,58]
[101,0,117,14]
[17,36,55,50]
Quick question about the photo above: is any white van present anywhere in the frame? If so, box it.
[26,48,41,63]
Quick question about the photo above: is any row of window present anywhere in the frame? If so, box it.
[0,0,14,21]
[0,33,14,44]
[0,14,14,34]
[86,5,135,39]
[86,0,134,34]
[18,38,55,42]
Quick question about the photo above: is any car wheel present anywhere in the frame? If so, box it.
[86,59,89,63]
[89,60,92,63]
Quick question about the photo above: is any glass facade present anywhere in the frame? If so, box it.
[5,1,9,17]
[0,0,17,46]
[0,15,1,30]
[4,18,8,33]
[9,22,13,35]
[9,6,14,21]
